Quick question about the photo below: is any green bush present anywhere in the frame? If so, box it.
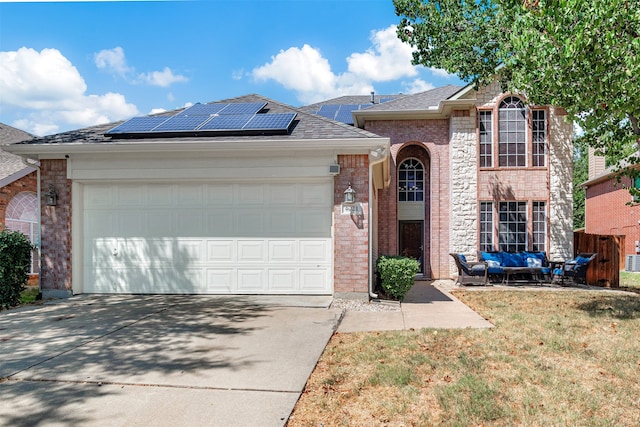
[0,229,33,310]
[376,255,420,300]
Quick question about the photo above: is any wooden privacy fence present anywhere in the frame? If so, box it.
[573,231,624,288]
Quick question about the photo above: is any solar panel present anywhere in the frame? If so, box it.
[199,114,253,130]
[244,113,296,130]
[379,97,395,103]
[106,116,169,134]
[219,102,267,115]
[316,110,337,120]
[177,103,228,116]
[335,110,355,124]
[152,115,209,132]
[317,104,340,115]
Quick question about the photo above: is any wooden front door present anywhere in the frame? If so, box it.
[400,221,423,273]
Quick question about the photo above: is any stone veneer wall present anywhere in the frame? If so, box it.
[548,107,574,260]
[334,154,370,297]
[449,109,477,276]
[40,159,73,297]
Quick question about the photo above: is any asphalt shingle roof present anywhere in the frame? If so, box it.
[0,123,34,180]
[14,94,382,147]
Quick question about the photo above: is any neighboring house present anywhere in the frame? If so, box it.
[3,80,574,299]
[0,123,39,286]
[583,148,640,257]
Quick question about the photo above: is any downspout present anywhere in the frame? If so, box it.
[21,157,41,294]
[368,146,389,299]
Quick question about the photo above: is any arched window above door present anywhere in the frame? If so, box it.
[398,158,424,202]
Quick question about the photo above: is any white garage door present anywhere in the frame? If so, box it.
[83,181,333,294]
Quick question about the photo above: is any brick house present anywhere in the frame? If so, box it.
[583,148,640,257]
[0,123,38,285]
[3,81,574,299]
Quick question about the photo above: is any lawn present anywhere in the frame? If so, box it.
[288,289,640,426]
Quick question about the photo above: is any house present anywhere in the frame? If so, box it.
[0,123,38,286]
[2,81,574,299]
[582,148,640,257]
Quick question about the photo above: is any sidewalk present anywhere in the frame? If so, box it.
[337,280,494,333]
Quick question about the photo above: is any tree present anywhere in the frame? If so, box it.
[394,0,640,159]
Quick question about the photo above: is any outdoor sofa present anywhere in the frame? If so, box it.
[478,251,551,284]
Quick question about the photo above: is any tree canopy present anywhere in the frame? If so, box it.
[394,0,640,159]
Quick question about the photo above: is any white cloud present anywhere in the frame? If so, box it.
[149,108,167,115]
[346,25,418,81]
[138,67,188,87]
[94,46,131,76]
[0,47,138,135]
[95,46,188,87]
[402,79,435,94]
[430,68,454,78]
[251,25,435,103]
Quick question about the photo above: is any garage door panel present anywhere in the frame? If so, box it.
[207,240,235,262]
[269,269,296,291]
[300,269,331,291]
[237,240,265,261]
[237,270,266,291]
[206,269,234,292]
[84,182,333,294]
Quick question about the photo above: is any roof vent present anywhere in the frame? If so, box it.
[370,91,375,104]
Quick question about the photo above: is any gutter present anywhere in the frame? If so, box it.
[368,145,390,299]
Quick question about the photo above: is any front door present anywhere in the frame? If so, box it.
[399,221,423,273]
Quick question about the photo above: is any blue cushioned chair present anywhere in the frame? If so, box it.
[449,253,489,286]
[552,253,597,286]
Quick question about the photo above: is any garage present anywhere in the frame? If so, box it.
[6,94,390,299]
[82,180,333,294]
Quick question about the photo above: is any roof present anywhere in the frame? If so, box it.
[360,85,463,112]
[582,151,640,187]
[10,94,382,149]
[0,123,35,185]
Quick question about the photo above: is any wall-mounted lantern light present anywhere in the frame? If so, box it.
[343,183,356,204]
[44,184,58,206]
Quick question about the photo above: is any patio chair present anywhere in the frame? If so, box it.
[552,253,597,286]
[449,253,489,286]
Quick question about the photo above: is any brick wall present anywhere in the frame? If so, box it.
[366,119,451,279]
[586,177,640,255]
[334,154,369,295]
[0,171,39,285]
[40,159,72,296]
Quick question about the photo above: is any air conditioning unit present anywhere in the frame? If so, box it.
[625,255,640,272]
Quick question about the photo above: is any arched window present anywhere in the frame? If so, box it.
[498,96,527,167]
[5,192,38,274]
[398,159,424,202]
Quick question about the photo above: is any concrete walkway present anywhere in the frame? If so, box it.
[337,280,494,333]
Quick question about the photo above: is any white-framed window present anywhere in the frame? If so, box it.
[498,96,527,167]
[398,158,424,202]
[478,111,493,168]
[479,201,494,251]
[5,192,38,274]
[532,110,547,167]
[532,201,546,252]
[498,201,527,252]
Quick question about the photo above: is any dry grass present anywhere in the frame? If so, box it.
[288,290,640,426]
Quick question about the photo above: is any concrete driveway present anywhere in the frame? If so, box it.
[0,295,342,427]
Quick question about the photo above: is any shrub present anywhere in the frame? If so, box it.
[0,229,33,310]
[376,255,420,300]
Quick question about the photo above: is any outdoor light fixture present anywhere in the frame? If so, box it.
[44,184,58,206]
[343,183,356,204]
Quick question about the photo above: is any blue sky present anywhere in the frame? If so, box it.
[0,0,464,136]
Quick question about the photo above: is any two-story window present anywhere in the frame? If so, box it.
[478,96,547,168]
